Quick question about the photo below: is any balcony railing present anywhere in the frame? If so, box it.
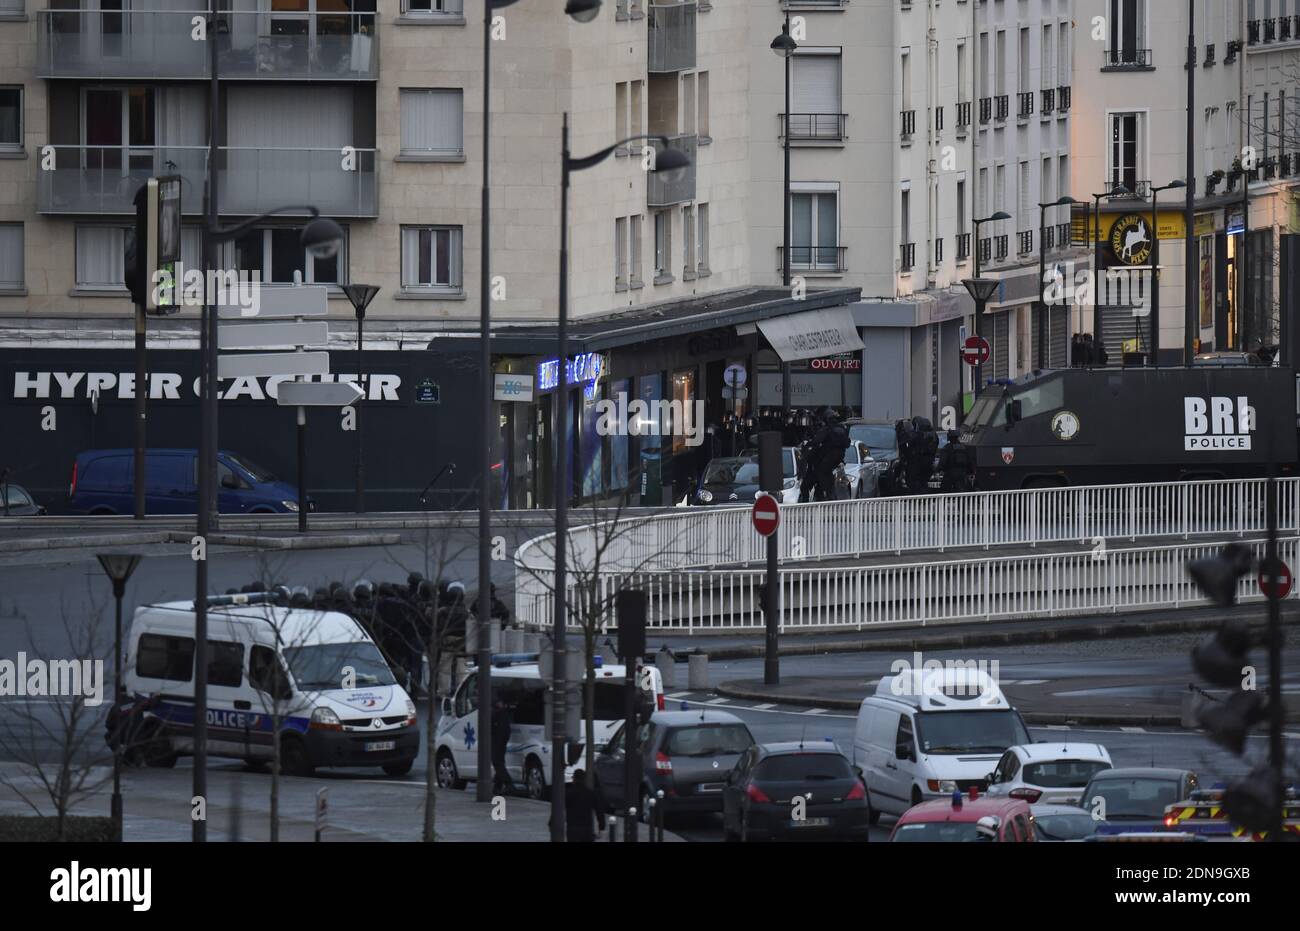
[979,97,992,125]
[1107,178,1150,199]
[994,234,1008,260]
[956,232,971,260]
[901,109,916,137]
[1043,225,1055,250]
[1017,230,1034,255]
[900,242,915,271]
[37,10,379,80]
[37,145,379,218]
[647,2,697,73]
[1041,88,1055,115]
[1203,42,1216,65]
[1103,47,1152,68]
[781,113,846,141]
[1249,19,1260,45]
[934,106,944,132]
[778,245,847,273]
[1057,222,1071,248]
[1265,17,1277,43]
[1225,40,1241,63]
[933,237,943,264]
[646,133,697,207]
[995,94,1009,121]
[1017,91,1034,118]
[978,237,991,265]
[956,101,971,127]
[1282,18,1292,41]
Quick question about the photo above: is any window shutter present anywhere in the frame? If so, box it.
[400,89,464,154]
[792,55,841,114]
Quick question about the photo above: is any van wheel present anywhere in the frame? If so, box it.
[281,736,314,777]
[524,758,548,801]
[383,758,414,777]
[89,507,116,516]
[435,750,465,789]
[865,783,881,826]
[243,758,268,773]
[138,724,177,768]
[911,786,923,808]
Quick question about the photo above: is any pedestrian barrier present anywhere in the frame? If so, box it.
[514,478,1300,632]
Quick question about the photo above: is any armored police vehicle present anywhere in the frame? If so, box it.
[959,366,1300,490]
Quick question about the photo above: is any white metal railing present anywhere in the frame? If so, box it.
[514,478,1300,631]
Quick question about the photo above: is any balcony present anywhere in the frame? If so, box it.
[777,245,847,273]
[978,237,991,265]
[994,234,1008,261]
[1265,17,1277,43]
[1057,222,1071,248]
[1249,19,1260,45]
[956,101,971,127]
[1103,47,1152,69]
[647,2,696,73]
[1017,230,1034,255]
[956,232,970,261]
[37,145,379,218]
[646,133,696,206]
[899,242,915,271]
[995,94,1009,121]
[1204,42,1216,65]
[1106,178,1150,199]
[1017,91,1034,119]
[900,109,916,138]
[978,97,992,125]
[1040,88,1055,115]
[1043,225,1054,250]
[780,113,846,142]
[1282,18,1292,41]
[37,10,379,81]
[1225,40,1241,63]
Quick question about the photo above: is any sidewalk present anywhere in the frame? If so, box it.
[0,763,681,842]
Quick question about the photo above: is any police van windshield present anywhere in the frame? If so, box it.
[915,710,1030,754]
[284,642,397,690]
[966,396,1001,428]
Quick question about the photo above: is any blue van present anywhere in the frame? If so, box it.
[68,449,307,515]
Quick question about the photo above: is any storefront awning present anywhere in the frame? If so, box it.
[755,306,865,362]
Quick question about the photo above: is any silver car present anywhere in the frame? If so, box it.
[984,743,1113,806]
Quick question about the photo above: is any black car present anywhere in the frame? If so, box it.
[592,710,756,818]
[722,742,871,842]
[1,482,46,516]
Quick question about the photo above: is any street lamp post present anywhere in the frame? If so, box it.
[772,18,797,431]
[97,552,142,843]
[556,117,689,841]
[1150,179,1187,365]
[1038,196,1076,368]
[962,278,1000,405]
[343,284,379,514]
[970,211,1010,398]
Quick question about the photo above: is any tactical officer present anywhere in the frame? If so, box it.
[937,429,975,492]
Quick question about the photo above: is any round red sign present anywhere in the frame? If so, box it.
[1259,558,1292,599]
[961,336,991,366]
[752,494,781,538]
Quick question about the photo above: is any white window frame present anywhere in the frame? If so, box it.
[230,226,348,287]
[653,210,673,284]
[74,224,129,291]
[400,224,462,294]
[681,204,695,279]
[1107,0,1148,58]
[789,181,840,271]
[697,202,710,274]
[1106,108,1149,193]
[629,213,643,286]
[698,71,711,141]
[615,216,628,289]
[398,88,464,160]
[400,0,465,16]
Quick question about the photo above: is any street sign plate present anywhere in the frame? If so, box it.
[218,351,330,380]
[218,321,329,350]
[217,285,329,319]
[276,380,364,407]
[961,336,991,366]
[1259,558,1292,599]
[721,386,750,401]
[724,363,748,388]
[752,493,780,538]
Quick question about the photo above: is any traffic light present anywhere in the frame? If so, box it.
[615,589,647,663]
[1185,542,1253,607]
[1191,619,1253,687]
[1223,766,1285,835]
[129,177,183,314]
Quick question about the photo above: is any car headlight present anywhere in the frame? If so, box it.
[282,500,300,512]
[927,779,958,794]
[309,706,342,731]
[782,478,797,489]
[697,489,713,503]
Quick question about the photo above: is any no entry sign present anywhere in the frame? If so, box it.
[752,493,781,538]
[1259,557,1292,599]
[961,336,991,366]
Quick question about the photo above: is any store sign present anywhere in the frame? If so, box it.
[494,372,534,402]
[756,307,865,362]
[809,357,862,372]
[537,353,603,392]
[11,369,402,403]
[1108,214,1154,266]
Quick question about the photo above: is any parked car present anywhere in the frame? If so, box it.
[0,482,46,516]
[692,447,805,506]
[1080,767,1199,835]
[67,448,310,515]
[1029,802,1103,841]
[721,741,870,842]
[592,709,756,818]
[841,441,881,498]
[889,791,1037,842]
[983,742,1113,805]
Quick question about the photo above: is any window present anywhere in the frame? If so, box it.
[400,225,463,291]
[681,204,695,277]
[1109,111,1145,193]
[900,187,911,245]
[698,71,710,139]
[208,640,245,689]
[956,179,966,239]
[0,0,24,16]
[682,73,696,136]
[615,216,628,288]
[233,226,345,285]
[454,672,478,718]
[249,645,291,699]
[629,213,643,285]
[697,202,710,272]
[1042,24,1054,88]
[630,80,644,140]
[791,53,842,138]
[654,211,672,283]
[400,88,464,158]
[402,0,464,13]
[1109,0,1147,62]
[1042,157,1053,213]
[616,82,629,148]
[1057,22,1071,85]
[791,188,839,269]
[995,30,1006,96]
[900,49,911,110]
[957,42,968,102]
[1018,28,1030,91]
[978,31,990,99]
[76,225,129,289]
[136,633,194,682]
[0,223,21,290]
[978,167,988,217]
[0,86,20,150]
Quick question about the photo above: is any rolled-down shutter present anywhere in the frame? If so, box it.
[1049,306,1068,368]
[992,311,1010,379]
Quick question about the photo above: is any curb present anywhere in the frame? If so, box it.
[0,530,401,554]
[0,531,172,553]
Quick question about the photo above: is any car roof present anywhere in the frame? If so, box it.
[1087,767,1191,781]
[1009,742,1110,763]
[651,709,745,726]
[897,796,1030,825]
[140,601,369,646]
[756,741,845,757]
[1030,802,1095,815]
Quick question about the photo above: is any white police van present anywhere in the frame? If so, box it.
[122,593,419,776]
[434,655,664,799]
[852,667,1031,822]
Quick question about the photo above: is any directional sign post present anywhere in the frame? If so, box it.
[277,381,363,408]
[961,335,991,367]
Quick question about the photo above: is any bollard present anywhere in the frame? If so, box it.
[656,789,666,843]
[656,650,675,691]
[625,807,638,843]
[688,653,709,691]
[646,798,656,842]
[607,814,618,843]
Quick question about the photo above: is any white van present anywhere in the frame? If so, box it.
[122,594,419,777]
[434,657,664,800]
[852,668,1031,822]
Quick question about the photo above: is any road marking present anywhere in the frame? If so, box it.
[707,697,731,705]
[804,708,828,715]
[1119,726,1147,733]
[1015,679,1048,686]
[752,703,776,710]
[667,692,691,699]
[1040,724,1071,730]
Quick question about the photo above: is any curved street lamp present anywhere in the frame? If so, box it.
[1149,179,1187,364]
[1037,195,1077,367]
[771,17,797,424]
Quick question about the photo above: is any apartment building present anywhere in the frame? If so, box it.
[1070,0,1300,362]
